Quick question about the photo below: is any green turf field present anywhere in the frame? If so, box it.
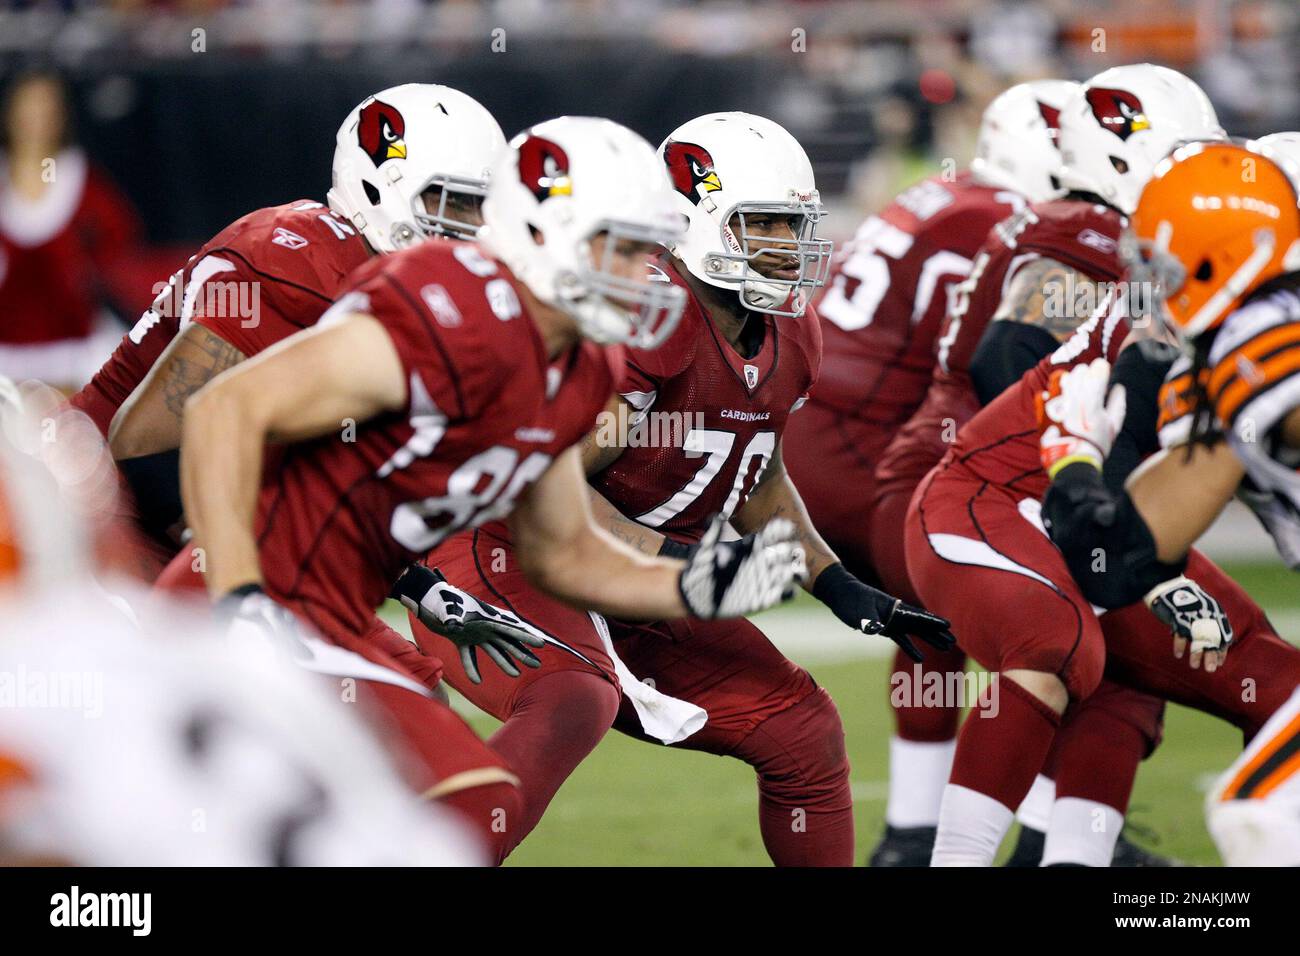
[396,560,1300,866]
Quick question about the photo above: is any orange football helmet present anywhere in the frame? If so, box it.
[0,473,19,585]
[1125,141,1300,342]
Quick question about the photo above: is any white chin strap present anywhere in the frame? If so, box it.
[571,297,632,345]
[1283,237,1300,272]
[741,277,789,310]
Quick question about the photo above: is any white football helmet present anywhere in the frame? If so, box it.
[659,112,832,318]
[480,116,687,349]
[1057,64,1225,216]
[1255,132,1300,192]
[327,84,506,252]
[970,79,1080,203]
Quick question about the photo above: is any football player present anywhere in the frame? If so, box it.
[69,83,506,581]
[1035,137,1300,865]
[0,398,483,866]
[62,87,544,856]
[903,66,1300,866]
[68,80,544,707]
[174,117,806,861]
[860,78,1175,868]
[780,79,1079,865]
[410,112,955,866]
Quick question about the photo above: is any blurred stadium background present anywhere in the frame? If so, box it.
[3,0,1298,864]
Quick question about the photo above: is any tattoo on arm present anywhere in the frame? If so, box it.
[587,489,663,556]
[580,427,623,477]
[737,441,838,578]
[161,327,246,418]
[993,257,1096,343]
[766,500,837,573]
[606,513,660,556]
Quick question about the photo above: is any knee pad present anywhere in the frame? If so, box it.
[738,686,850,807]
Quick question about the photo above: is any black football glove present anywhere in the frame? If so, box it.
[812,563,957,662]
[677,515,805,619]
[392,564,545,684]
[1144,575,1233,672]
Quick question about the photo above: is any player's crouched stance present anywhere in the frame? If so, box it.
[177,117,806,863]
[1037,140,1300,865]
[413,112,954,867]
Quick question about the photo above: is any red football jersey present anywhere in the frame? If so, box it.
[875,199,1127,492]
[70,200,370,436]
[583,265,820,543]
[812,172,1026,428]
[940,202,1130,499]
[256,240,621,642]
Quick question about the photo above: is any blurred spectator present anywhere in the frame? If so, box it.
[0,71,142,391]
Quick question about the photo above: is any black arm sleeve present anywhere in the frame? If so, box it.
[657,536,695,560]
[117,449,183,542]
[969,320,1061,407]
[1101,339,1179,494]
[1041,461,1187,608]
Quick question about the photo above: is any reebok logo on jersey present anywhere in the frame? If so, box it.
[271,228,309,250]
[1077,229,1117,254]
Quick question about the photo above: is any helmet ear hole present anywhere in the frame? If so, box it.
[362,180,381,206]
[1109,156,1129,174]
[1194,258,1213,281]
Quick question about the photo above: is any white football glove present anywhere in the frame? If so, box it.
[1144,575,1234,672]
[392,565,545,685]
[678,515,805,619]
[1037,357,1127,478]
[222,582,308,642]
[216,584,311,654]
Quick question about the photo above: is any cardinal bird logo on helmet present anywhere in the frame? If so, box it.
[517,135,573,202]
[1037,100,1063,146]
[1085,87,1151,142]
[663,141,722,206]
[357,99,407,167]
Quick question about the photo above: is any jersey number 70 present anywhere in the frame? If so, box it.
[635,428,776,526]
